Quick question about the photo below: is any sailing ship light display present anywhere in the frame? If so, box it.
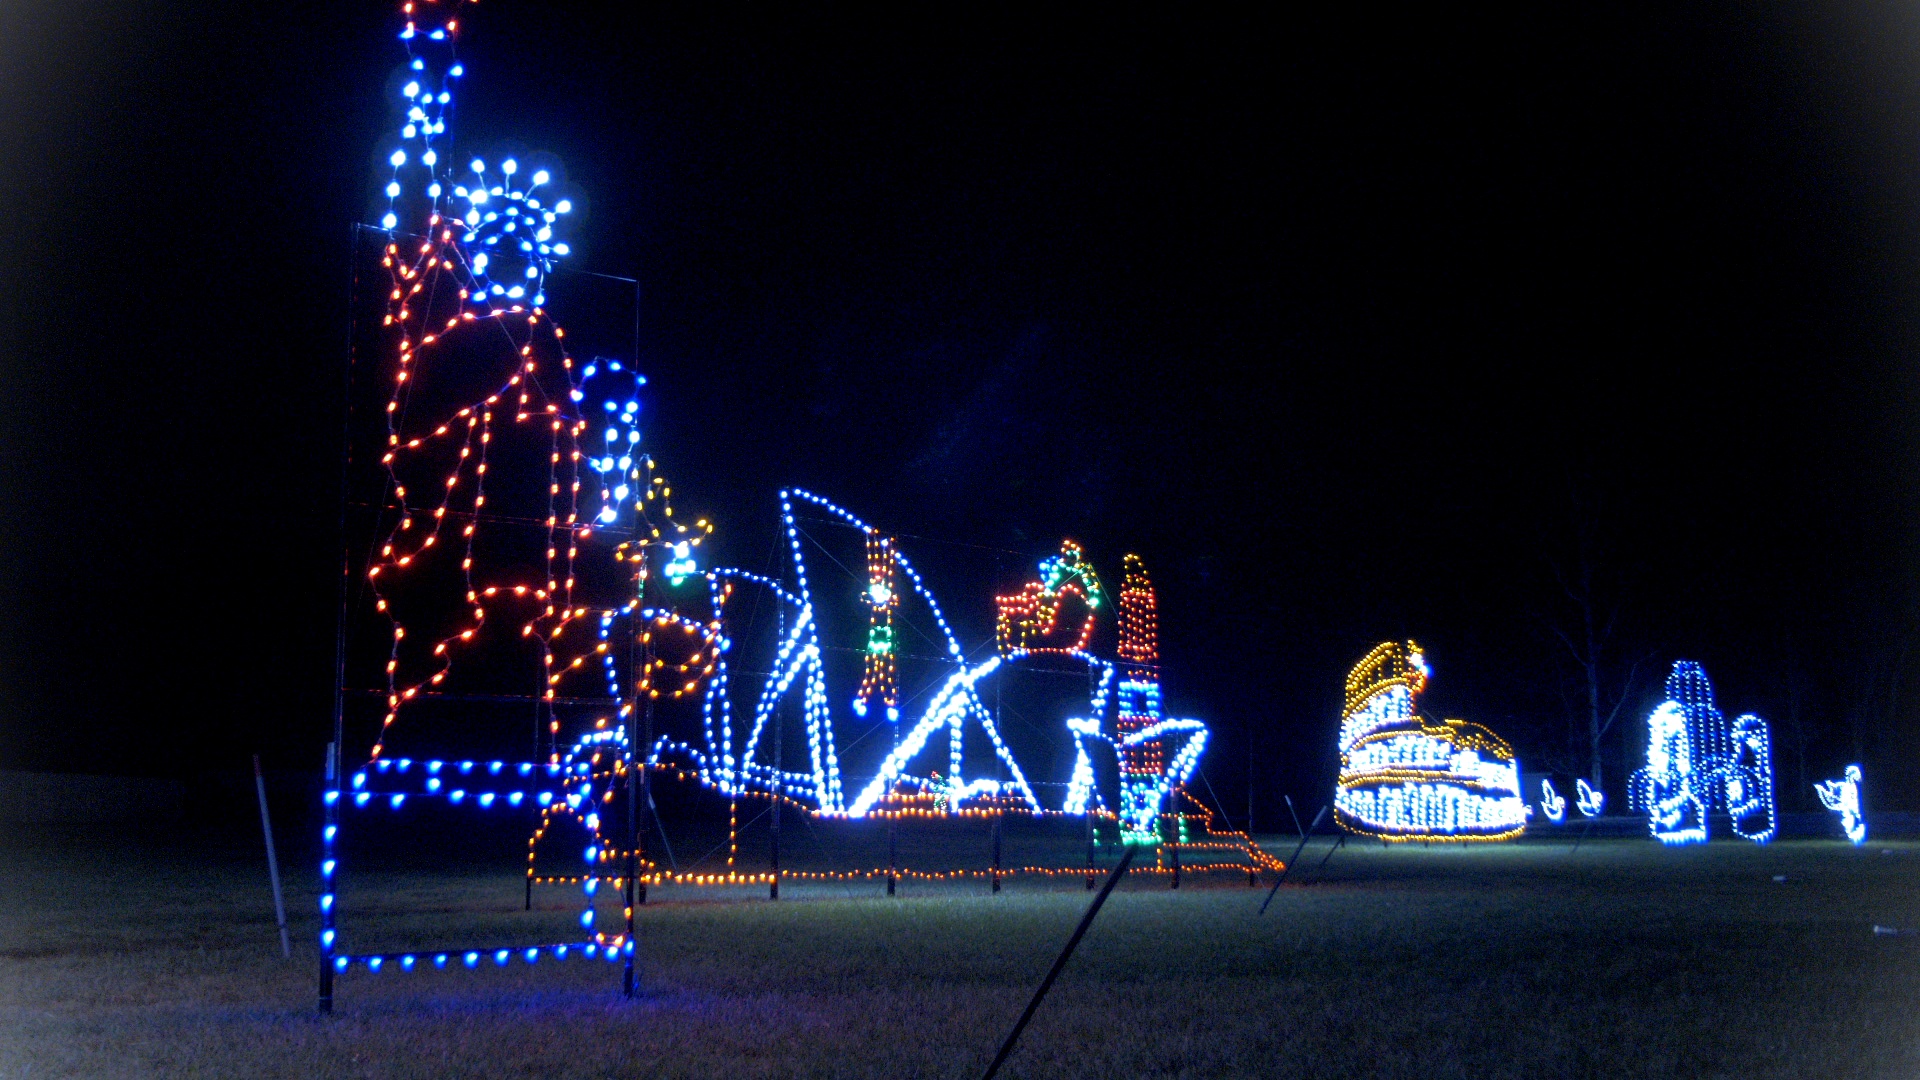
[323,0,1265,1009]
[1626,661,1776,845]
[1333,642,1528,841]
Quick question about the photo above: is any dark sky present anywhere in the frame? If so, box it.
[4,2,1918,815]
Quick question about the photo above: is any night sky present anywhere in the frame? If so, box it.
[4,3,1918,818]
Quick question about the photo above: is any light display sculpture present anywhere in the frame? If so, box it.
[995,541,1102,655]
[644,492,1216,847]
[852,532,901,722]
[323,0,714,1008]
[1814,765,1865,845]
[1541,777,1605,825]
[1114,555,1178,840]
[1575,778,1605,817]
[324,4,1266,1012]
[1626,661,1776,845]
[1540,779,1566,824]
[1333,642,1528,842]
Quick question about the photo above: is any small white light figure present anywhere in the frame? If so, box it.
[1540,779,1567,824]
[1576,779,1605,818]
[1814,765,1865,845]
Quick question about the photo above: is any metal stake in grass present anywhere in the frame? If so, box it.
[1569,814,1596,855]
[253,755,290,959]
[624,719,640,998]
[1306,832,1346,883]
[980,840,1138,1080]
[1259,804,1329,915]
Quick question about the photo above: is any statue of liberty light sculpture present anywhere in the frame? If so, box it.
[320,0,713,1009]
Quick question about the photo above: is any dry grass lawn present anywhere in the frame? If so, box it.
[3,828,1918,1078]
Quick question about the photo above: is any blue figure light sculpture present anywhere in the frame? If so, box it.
[1627,661,1776,845]
[1814,765,1865,845]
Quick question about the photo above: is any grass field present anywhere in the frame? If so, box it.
[4,828,1919,1079]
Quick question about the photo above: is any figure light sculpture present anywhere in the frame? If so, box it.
[1333,641,1528,842]
[321,0,714,1008]
[1814,765,1865,845]
[1626,661,1776,845]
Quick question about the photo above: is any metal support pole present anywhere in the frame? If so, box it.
[1570,815,1596,855]
[887,812,897,897]
[623,753,638,998]
[637,698,651,907]
[979,842,1138,1080]
[992,651,1003,895]
[991,810,1002,894]
[771,706,782,901]
[1086,813,1097,891]
[318,742,339,1013]
[622,757,637,991]
[1259,804,1328,915]
[321,223,360,1018]
[1307,833,1346,881]
[253,755,291,958]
